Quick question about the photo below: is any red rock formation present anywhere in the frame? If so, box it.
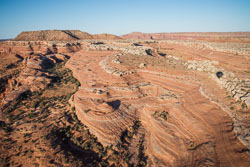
[121,32,250,43]
[92,33,121,40]
[13,30,121,41]
[14,30,93,41]
[66,40,250,166]
[1,32,249,166]
[0,41,81,110]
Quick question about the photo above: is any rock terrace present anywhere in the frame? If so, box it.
[66,40,250,166]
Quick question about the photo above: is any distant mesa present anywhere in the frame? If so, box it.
[14,30,92,41]
[121,32,250,43]
[11,30,250,42]
[92,33,121,40]
[13,30,121,41]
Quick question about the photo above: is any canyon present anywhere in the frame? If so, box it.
[0,30,250,167]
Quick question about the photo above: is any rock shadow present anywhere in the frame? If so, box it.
[107,100,121,110]
[158,53,166,57]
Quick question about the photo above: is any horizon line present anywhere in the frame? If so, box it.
[4,30,250,39]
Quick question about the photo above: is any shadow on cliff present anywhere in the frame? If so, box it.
[48,127,102,166]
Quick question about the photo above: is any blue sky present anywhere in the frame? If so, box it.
[0,0,250,38]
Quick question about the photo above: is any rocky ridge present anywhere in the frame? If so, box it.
[0,41,81,110]
[99,54,134,77]
[185,60,250,108]
[92,33,121,40]
[66,39,250,166]
[88,42,152,56]
[161,40,250,55]
[14,30,121,41]
[121,32,250,43]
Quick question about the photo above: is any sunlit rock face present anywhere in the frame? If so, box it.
[66,39,250,167]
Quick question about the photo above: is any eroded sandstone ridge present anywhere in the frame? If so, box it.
[67,38,250,166]
[0,41,81,109]
[1,31,250,167]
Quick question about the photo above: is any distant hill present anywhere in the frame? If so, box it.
[13,30,121,41]
[14,30,92,41]
[121,32,250,43]
[0,39,12,41]
[92,33,121,40]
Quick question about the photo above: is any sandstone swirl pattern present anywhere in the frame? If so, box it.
[66,42,250,167]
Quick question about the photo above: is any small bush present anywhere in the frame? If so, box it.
[84,109,91,113]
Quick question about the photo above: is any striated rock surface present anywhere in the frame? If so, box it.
[161,40,250,55]
[0,40,82,57]
[0,41,80,110]
[1,53,68,108]
[1,32,250,166]
[66,39,250,166]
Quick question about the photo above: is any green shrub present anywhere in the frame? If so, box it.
[84,109,91,113]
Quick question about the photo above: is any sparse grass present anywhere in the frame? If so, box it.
[0,52,149,167]
[241,103,247,110]
[84,109,91,113]
[137,134,147,166]
[153,110,169,121]
[113,120,148,166]
[0,58,86,166]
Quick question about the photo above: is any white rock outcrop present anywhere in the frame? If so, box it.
[185,60,250,108]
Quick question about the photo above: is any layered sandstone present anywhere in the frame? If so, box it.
[1,32,250,166]
[0,41,81,110]
[67,40,250,166]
